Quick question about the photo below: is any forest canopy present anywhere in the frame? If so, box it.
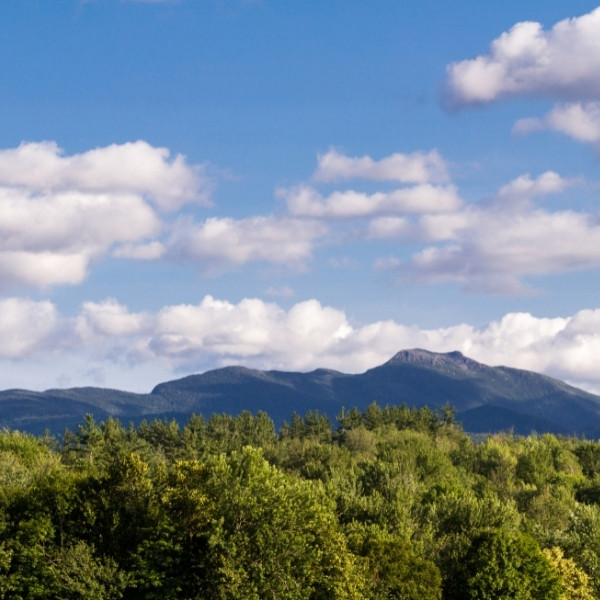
[0,403,599,599]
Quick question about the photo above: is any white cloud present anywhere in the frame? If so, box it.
[374,171,596,294]
[408,208,600,294]
[313,148,450,184]
[496,171,575,207]
[444,7,600,107]
[367,217,409,239]
[0,141,210,212]
[145,297,353,369]
[52,295,551,376]
[283,184,461,218]
[285,158,595,296]
[0,298,59,358]
[6,296,600,395]
[514,102,600,143]
[76,299,149,339]
[417,211,472,242]
[0,252,91,289]
[0,140,213,289]
[165,216,327,269]
[0,187,161,288]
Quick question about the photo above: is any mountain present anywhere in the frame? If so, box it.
[2,349,600,436]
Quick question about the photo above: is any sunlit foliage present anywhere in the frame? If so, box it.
[1,404,600,598]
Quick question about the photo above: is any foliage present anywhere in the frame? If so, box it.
[453,530,561,600]
[2,404,600,597]
[543,546,595,600]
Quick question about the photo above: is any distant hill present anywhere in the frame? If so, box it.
[2,349,600,436]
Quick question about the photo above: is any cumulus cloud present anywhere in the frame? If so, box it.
[367,217,410,239]
[0,298,59,358]
[145,297,353,369]
[283,184,461,218]
[7,295,600,395]
[286,153,596,295]
[0,140,462,288]
[46,296,570,377]
[514,101,600,143]
[495,171,575,207]
[416,211,472,242]
[0,141,210,212]
[313,148,450,184]
[375,171,596,294]
[444,7,600,107]
[76,299,149,340]
[367,172,573,241]
[411,207,600,294]
[0,188,161,288]
[0,141,211,289]
[165,216,327,269]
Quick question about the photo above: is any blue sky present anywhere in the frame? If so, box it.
[2,0,600,393]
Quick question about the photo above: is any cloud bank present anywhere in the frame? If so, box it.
[9,142,595,297]
[280,152,598,295]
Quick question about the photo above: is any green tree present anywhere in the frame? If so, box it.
[450,531,561,600]
[348,526,441,600]
[543,546,595,600]
[49,541,128,600]
[202,447,367,599]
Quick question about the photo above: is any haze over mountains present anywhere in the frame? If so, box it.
[2,349,600,437]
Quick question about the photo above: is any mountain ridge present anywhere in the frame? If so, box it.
[2,349,600,436]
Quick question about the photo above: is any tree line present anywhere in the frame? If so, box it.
[1,402,600,598]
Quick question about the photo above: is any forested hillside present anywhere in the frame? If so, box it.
[1,403,600,598]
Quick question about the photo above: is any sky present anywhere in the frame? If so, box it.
[2,0,600,394]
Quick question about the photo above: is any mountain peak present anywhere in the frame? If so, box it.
[383,348,488,376]
[387,348,464,364]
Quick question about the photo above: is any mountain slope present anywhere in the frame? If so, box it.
[1,349,600,436]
